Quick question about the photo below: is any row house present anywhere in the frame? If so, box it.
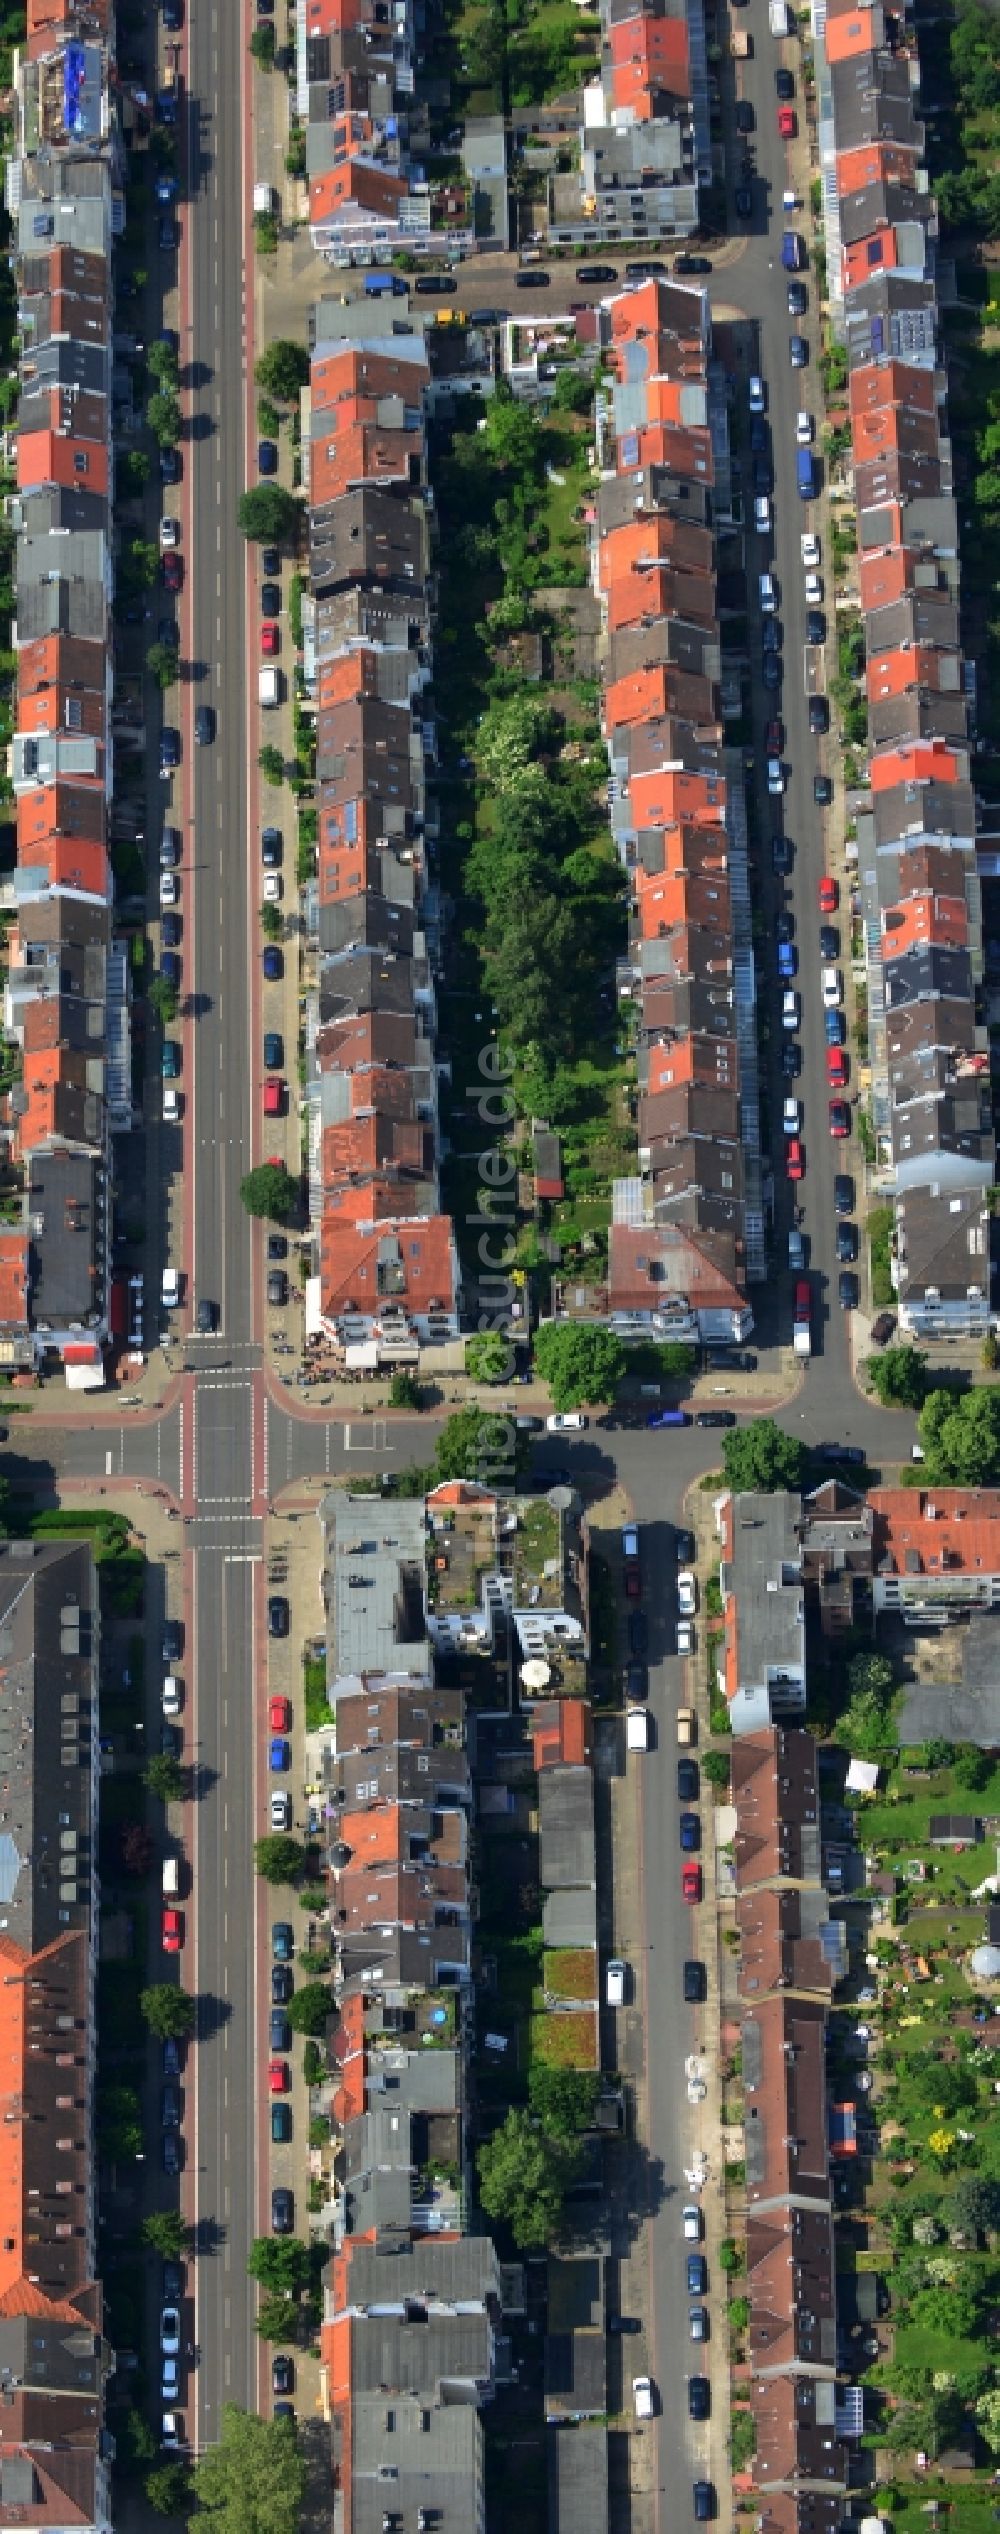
[813,0,994,1339]
[0,1536,111,2534]
[586,279,757,1348]
[1,15,133,1387]
[299,0,445,266]
[732,1730,850,2515]
[545,0,706,252]
[302,305,461,1366]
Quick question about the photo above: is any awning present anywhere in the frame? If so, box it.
[64,1358,106,1392]
[345,1341,379,1370]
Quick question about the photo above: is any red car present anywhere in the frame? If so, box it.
[269,2058,289,2094]
[269,1695,291,1731]
[818,875,839,913]
[682,1862,702,1905]
[161,550,183,592]
[260,621,279,656]
[827,1046,848,1089]
[765,717,784,755]
[263,1079,285,1117]
[162,1907,183,1954]
[624,1564,642,1601]
[786,1137,805,1182]
[829,1100,850,1139]
[778,104,796,135]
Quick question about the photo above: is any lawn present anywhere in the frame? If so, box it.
[529,2004,598,2067]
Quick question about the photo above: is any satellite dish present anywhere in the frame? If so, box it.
[521,1658,552,1690]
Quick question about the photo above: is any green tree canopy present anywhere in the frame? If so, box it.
[954,1742,992,1792]
[147,972,179,1026]
[721,1419,806,1494]
[254,2293,301,2342]
[146,642,178,691]
[140,1984,196,2040]
[533,1322,625,1410]
[977,2385,1000,2453]
[477,2108,580,2250]
[144,1752,184,1804]
[952,2178,1000,2236]
[285,1981,332,2037]
[250,20,276,63]
[701,1748,731,1789]
[147,391,182,447]
[908,2285,979,2339]
[432,1407,527,1488]
[258,745,285,786]
[255,339,310,402]
[388,1370,423,1411]
[918,1386,1000,1485]
[145,2461,193,2516]
[526,2066,601,2138]
[481,383,545,477]
[142,2209,193,2258]
[238,484,302,544]
[191,2403,305,2534]
[464,1331,513,1386]
[240,1164,298,1223]
[247,2237,312,2296]
[866,1345,929,1410]
[253,1834,306,1884]
[147,338,180,389]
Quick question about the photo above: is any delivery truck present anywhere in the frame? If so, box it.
[793,1278,812,1359]
[259,666,280,709]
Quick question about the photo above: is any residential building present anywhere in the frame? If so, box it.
[719,1494,806,1733]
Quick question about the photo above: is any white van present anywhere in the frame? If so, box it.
[606,1958,626,2007]
[161,1267,181,1310]
[162,1855,180,1897]
[162,1085,181,1124]
[626,1707,649,1753]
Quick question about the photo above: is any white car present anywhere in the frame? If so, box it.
[160,2305,181,2355]
[754,494,771,535]
[676,1618,695,1656]
[159,517,181,551]
[766,755,784,795]
[159,871,178,909]
[546,1411,588,1432]
[263,873,282,902]
[748,374,766,413]
[687,2072,707,2103]
[161,2413,180,2448]
[804,571,823,605]
[683,2202,703,2240]
[795,410,813,444]
[606,1958,626,2008]
[782,990,800,1032]
[270,1790,292,1831]
[162,1085,181,1124]
[801,531,821,569]
[161,1675,183,1718]
[633,2376,655,2420]
[782,1096,800,1135]
[677,1569,697,1618]
[758,570,777,613]
[821,965,842,1009]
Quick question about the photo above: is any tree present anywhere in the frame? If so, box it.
[719,2238,744,2275]
[465,1331,512,1385]
[533,1323,625,1410]
[142,2209,192,2258]
[140,1984,196,2040]
[258,744,285,786]
[119,448,151,493]
[477,2109,579,2251]
[919,1386,1000,1486]
[255,2293,300,2342]
[240,1164,298,1223]
[147,390,182,447]
[238,484,302,544]
[285,1981,332,2037]
[256,339,310,402]
[147,641,178,690]
[144,1752,184,1804]
[527,2066,600,2138]
[923,1739,956,1772]
[954,1742,992,1793]
[147,973,179,1028]
[701,1748,731,1789]
[191,2404,305,2534]
[848,1652,896,1704]
[551,366,594,416]
[841,1689,896,1761]
[951,2178,1000,2238]
[99,2082,143,2160]
[866,1345,929,1410]
[908,2286,979,2339]
[976,2386,1000,2454]
[260,902,283,943]
[145,2461,193,2517]
[147,338,180,389]
[121,1821,155,1876]
[482,383,545,476]
[247,2237,312,2296]
[721,1419,806,1494]
[254,1833,306,1884]
[388,1370,423,1411]
[250,20,276,63]
[432,1408,527,1488]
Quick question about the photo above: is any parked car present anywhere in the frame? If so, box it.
[271,1962,293,2005]
[268,1595,289,1637]
[829,1100,850,1139]
[272,1921,294,1961]
[682,1862,702,1904]
[627,1612,647,1657]
[160,2306,181,2355]
[689,2306,708,2341]
[683,1959,706,2003]
[677,1759,698,1801]
[271,2188,294,2234]
[546,1411,588,1432]
[679,1812,701,1853]
[687,2253,708,2296]
[161,1907,183,1953]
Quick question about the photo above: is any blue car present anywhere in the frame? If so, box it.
[680,1811,701,1852]
[777,941,797,978]
[272,1921,294,1961]
[258,440,279,476]
[687,2253,708,2297]
[824,1008,845,1046]
[263,946,283,981]
[269,1737,290,1773]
